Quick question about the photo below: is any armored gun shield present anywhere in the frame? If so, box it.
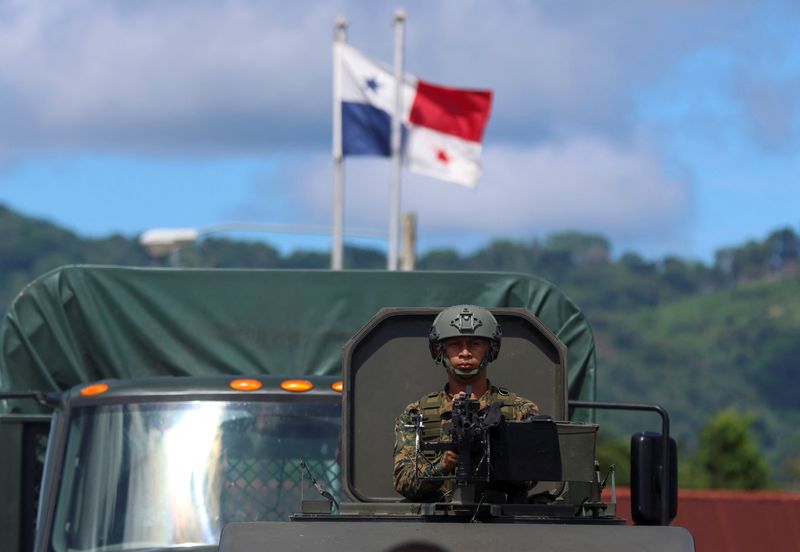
[340,307,595,502]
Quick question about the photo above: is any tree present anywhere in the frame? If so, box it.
[545,231,610,265]
[685,409,771,490]
[418,249,462,270]
[781,455,800,491]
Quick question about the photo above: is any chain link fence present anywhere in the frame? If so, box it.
[221,458,342,521]
[219,406,343,522]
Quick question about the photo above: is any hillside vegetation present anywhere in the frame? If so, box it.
[1,204,798,488]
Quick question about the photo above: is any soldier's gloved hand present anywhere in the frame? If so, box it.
[440,450,459,474]
[452,391,478,401]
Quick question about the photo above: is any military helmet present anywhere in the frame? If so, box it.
[428,305,502,363]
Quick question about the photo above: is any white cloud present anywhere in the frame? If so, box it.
[0,1,340,153]
[471,139,688,238]
[0,0,783,157]
[249,134,691,254]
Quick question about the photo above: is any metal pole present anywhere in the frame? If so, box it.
[332,16,348,270]
[201,222,385,239]
[387,9,405,271]
[400,212,417,271]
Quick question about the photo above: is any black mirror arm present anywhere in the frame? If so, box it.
[569,400,671,526]
[0,390,61,408]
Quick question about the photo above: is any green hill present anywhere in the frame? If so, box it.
[1,203,798,487]
[0,205,151,309]
[594,278,800,486]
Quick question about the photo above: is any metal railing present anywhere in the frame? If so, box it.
[570,400,672,526]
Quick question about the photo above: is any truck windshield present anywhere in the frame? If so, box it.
[50,399,341,552]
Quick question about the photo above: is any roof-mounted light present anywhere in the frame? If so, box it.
[80,383,109,397]
[331,381,344,393]
[229,378,263,391]
[280,379,314,393]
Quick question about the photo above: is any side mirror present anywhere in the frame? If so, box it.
[0,390,61,409]
[630,431,677,525]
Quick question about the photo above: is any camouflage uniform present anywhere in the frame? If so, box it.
[393,383,539,502]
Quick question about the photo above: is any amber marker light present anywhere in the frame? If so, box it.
[229,378,263,391]
[80,383,109,397]
[331,381,344,393]
[280,379,314,393]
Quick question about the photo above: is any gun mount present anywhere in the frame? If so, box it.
[298,308,668,522]
[413,389,563,505]
[413,388,499,498]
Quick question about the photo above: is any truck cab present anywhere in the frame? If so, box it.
[35,375,343,552]
[26,376,341,552]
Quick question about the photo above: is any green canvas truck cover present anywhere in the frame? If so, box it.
[0,266,596,413]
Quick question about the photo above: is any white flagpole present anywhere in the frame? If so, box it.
[331,16,348,270]
[387,9,406,271]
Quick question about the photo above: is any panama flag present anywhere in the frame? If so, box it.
[336,43,493,187]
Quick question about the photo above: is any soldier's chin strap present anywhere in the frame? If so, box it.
[442,356,489,379]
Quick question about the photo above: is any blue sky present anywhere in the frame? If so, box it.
[1,1,799,261]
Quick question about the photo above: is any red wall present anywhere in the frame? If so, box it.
[606,487,800,552]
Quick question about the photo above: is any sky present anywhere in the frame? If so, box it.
[1,0,800,262]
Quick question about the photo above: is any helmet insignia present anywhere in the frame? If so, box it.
[449,307,483,333]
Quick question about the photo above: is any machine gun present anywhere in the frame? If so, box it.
[448,388,504,489]
[414,386,504,503]
[413,386,563,504]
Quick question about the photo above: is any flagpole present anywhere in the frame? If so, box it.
[388,9,405,271]
[331,16,348,270]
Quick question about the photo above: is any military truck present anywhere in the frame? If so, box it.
[1,266,606,552]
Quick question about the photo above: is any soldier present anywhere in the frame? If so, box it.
[393,305,539,502]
